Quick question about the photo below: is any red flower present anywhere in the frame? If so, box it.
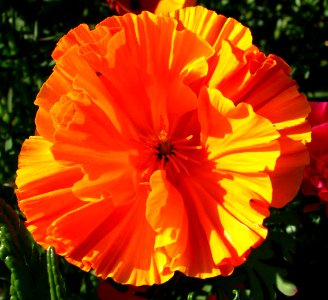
[303,102,328,214]
[107,0,197,15]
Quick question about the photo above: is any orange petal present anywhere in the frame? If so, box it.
[199,88,281,173]
[169,159,270,277]
[18,189,84,249]
[98,12,213,132]
[72,162,137,205]
[198,87,233,142]
[217,204,266,257]
[48,189,172,285]
[210,50,311,142]
[208,40,246,88]
[147,170,187,255]
[269,136,310,208]
[52,24,112,61]
[35,67,74,140]
[15,136,84,248]
[15,136,83,199]
[168,6,254,51]
[171,173,236,277]
[50,91,130,152]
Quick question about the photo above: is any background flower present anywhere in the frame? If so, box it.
[302,102,328,214]
[107,0,197,14]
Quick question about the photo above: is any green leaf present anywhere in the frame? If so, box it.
[245,266,265,300]
[0,199,50,299]
[276,272,297,297]
[47,246,66,300]
[232,289,240,300]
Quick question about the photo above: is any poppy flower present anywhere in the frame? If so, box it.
[15,6,311,286]
[302,102,328,214]
[107,0,197,15]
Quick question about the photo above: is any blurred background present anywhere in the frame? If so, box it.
[0,1,328,299]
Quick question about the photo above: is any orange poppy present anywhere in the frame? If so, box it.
[107,0,197,15]
[16,6,311,286]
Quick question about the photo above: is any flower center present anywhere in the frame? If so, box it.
[138,129,206,183]
[156,130,175,160]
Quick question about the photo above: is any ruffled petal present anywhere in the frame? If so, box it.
[199,88,281,173]
[71,163,137,205]
[16,136,83,199]
[18,189,84,249]
[209,49,311,143]
[97,12,213,133]
[47,189,172,285]
[147,170,188,256]
[171,172,239,278]
[52,24,113,61]
[269,136,310,207]
[167,6,254,51]
[16,136,85,248]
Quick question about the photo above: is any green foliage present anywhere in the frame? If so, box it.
[0,199,49,299]
[47,247,66,300]
[0,0,327,299]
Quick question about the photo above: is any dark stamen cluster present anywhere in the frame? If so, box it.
[156,141,175,161]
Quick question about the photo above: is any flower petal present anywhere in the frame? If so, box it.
[18,189,84,249]
[52,24,114,61]
[16,136,83,199]
[209,49,311,142]
[308,101,328,126]
[15,136,84,248]
[147,170,188,255]
[199,88,281,173]
[171,173,239,277]
[168,6,254,51]
[47,189,172,285]
[269,136,310,207]
[98,12,213,132]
